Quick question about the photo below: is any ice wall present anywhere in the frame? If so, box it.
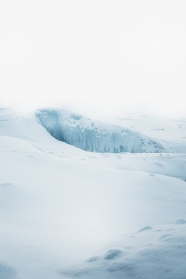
[36,109,167,153]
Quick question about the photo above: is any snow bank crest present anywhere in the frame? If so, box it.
[36,108,167,153]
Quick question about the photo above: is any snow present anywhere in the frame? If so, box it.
[36,108,168,153]
[0,107,186,279]
[62,223,186,279]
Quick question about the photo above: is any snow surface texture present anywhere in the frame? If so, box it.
[62,222,186,279]
[36,109,167,153]
[0,107,186,279]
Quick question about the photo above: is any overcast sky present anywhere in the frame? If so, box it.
[0,0,185,116]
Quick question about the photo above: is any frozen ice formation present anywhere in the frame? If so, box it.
[36,109,167,153]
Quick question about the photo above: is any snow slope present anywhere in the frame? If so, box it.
[62,222,186,279]
[112,113,186,153]
[0,107,186,279]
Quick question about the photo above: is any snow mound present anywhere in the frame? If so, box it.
[36,109,167,153]
[60,222,186,279]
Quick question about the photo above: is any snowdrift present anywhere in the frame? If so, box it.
[36,108,167,153]
[0,107,186,279]
[62,222,186,279]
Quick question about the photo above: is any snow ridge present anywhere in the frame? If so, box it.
[36,108,167,153]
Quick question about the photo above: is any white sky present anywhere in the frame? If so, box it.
[0,0,186,116]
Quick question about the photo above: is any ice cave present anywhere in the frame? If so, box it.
[36,109,167,153]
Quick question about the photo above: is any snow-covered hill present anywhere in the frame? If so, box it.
[0,107,186,279]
